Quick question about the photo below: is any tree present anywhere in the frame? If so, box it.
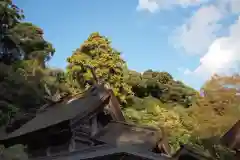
[126,70,148,98]
[10,22,55,66]
[185,99,239,159]
[0,1,68,128]
[124,103,193,151]
[67,32,132,104]
[0,0,24,28]
[0,0,24,64]
[0,0,54,66]
[127,70,196,107]
[202,74,240,115]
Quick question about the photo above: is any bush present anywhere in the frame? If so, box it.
[0,144,28,160]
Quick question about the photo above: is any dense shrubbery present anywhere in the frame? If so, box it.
[0,145,28,160]
[0,1,239,159]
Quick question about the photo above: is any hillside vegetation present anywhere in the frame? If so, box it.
[0,1,240,159]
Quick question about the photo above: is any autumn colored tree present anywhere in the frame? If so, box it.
[202,74,240,115]
[184,74,240,159]
[66,32,132,103]
[1,2,239,160]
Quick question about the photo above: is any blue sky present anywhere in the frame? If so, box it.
[14,0,240,90]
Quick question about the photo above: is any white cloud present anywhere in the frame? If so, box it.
[137,0,210,12]
[136,0,240,14]
[137,0,159,13]
[177,67,192,75]
[183,68,192,75]
[172,5,223,55]
[216,0,240,14]
[186,16,240,80]
[230,0,240,14]
[137,0,240,85]
[172,0,240,83]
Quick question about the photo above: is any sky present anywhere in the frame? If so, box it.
[14,0,240,90]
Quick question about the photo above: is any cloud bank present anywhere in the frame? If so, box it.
[137,0,240,83]
[137,0,210,13]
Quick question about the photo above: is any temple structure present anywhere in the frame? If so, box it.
[0,84,171,159]
[221,120,240,160]
[0,83,214,160]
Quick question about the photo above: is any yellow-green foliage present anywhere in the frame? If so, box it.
[2,2,240,159]
[124,100,193,151]
[66,32,132,103]
[125,93,240,154]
